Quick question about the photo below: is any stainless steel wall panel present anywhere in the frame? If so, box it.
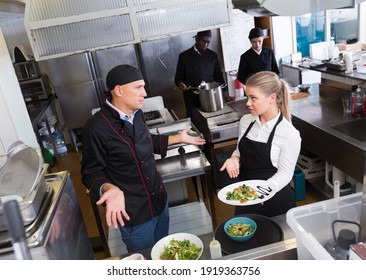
[55,81,100,130]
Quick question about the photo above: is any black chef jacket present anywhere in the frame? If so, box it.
[237,47,280,85]
[175,46,225,117]
[81,100,170,227]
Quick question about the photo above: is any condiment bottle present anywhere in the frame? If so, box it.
[209,238,222,259]
[351,86,364,117]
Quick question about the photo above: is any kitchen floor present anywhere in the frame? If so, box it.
[50,148,327,260]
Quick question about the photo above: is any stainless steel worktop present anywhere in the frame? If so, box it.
[290,85,366,242]
[290,87,366,182]
[290,88,366,156]
[117,213,298,260]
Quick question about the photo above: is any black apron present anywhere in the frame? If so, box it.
[234,114,296,217]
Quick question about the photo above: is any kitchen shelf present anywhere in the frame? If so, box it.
[26,95,67,167]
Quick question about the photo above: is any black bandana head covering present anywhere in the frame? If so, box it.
[106,64,143,91]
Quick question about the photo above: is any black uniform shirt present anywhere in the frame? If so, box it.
[81,100,169,227]
[237,47,280,84]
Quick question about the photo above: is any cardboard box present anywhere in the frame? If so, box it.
[337,42,363,51]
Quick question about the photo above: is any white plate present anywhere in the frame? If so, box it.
[151,232,203,260]
[218,180,276,206]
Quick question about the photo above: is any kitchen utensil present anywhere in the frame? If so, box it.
[217,179,276,206]
[3,200,32,260]
[189,81,207,90]
[214,214,283,255]
[151,232,203,260]
[195,82,226,112]
[325,219,361,260]
[298,84,310,92]
[224,216,257,242]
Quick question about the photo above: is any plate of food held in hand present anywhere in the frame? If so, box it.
[217,180,276,206]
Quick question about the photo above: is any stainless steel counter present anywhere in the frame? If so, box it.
[156,148,217,227]
[117,213,297,260]
[290,86,366,241]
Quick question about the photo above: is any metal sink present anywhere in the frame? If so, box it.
[331,117,366,143]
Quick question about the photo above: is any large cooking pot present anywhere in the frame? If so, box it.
[195,82,226,112]
[0,141,47,231]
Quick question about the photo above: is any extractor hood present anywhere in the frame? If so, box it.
[0,0,25,13]
[24,0,232,61]
[0,0,25,25]
[232,0,366,16]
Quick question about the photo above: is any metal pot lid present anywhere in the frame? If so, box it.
[0,142,42,199]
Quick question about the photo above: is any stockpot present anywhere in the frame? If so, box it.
[195,82,226,112]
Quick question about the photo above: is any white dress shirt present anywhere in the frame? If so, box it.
[232,112,301,192]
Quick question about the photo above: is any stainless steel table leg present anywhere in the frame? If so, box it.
[195,175,204,202]
[359,166,366,242]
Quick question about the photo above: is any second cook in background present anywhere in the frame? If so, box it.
[174,30,227,118]
[237,27,280,85]
[220,71,301,217]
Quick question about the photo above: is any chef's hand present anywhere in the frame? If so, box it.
[97,183,130,229]
[177,82,190,92]
[220,156,240,178]
[169,128,206,146]
[224,96,235,103]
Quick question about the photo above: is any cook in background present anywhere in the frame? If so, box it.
[237,27,280,86]
[80,64,205,253]
[174,30,229,118]
[220,71,301,217]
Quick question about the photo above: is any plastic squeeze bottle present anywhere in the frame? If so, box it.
[209,238,222,259]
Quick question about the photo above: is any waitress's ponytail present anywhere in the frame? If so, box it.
[246,71,292,122]
[280,79,291,122]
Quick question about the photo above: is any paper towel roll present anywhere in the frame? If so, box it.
[361,54,366,64]
[344,52,353,73]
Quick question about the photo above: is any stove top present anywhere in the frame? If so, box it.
[144,110,162,121]
[144,108,176,127]
[192,99,248,143]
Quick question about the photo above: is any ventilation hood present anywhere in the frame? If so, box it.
[24,0,232,61]
[0,0,25,25]
[232,0,365,17]
[0,0,25,13]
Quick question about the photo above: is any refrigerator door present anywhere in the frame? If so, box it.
[55,81,100,130]
[93,44,138,93]
[38,53,96,86]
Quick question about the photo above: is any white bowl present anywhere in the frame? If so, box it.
[151,233,203,260]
